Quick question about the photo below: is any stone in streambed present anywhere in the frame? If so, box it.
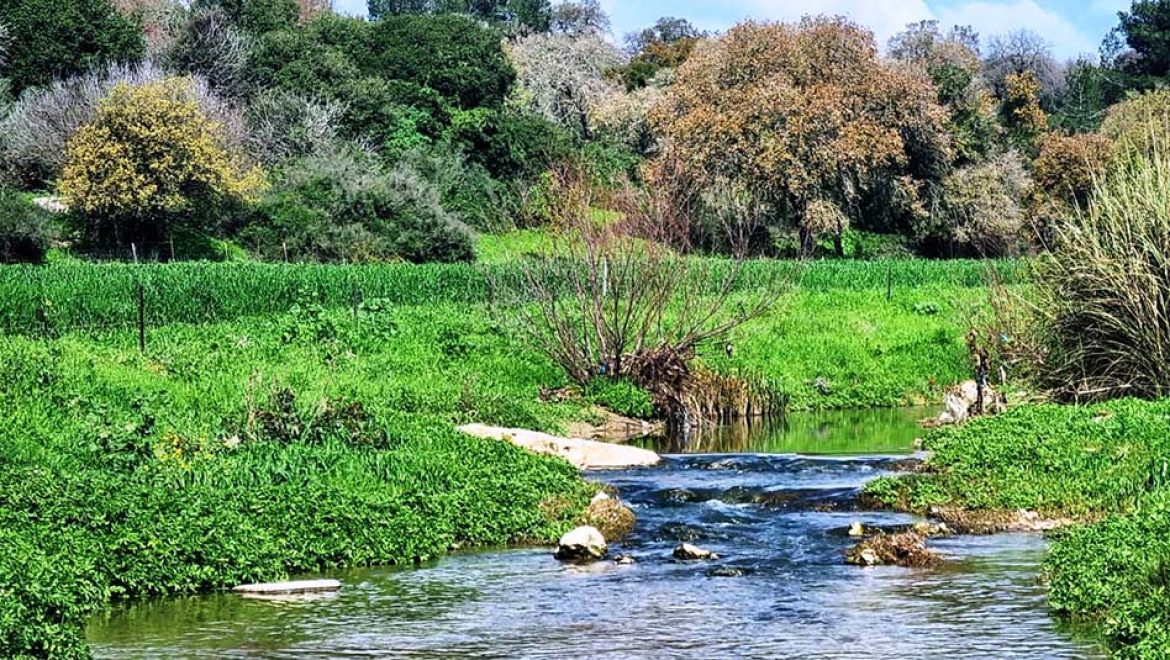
[583,497,637,542]
[555,526,608,563]
[457,424,661,469]
[673,543,718,561]
[232,579,341,595]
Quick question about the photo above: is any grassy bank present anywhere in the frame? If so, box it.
[0,256,1000,657]
[0,313,594,657]
[0,258,1021,335]
[865,400,1170,656]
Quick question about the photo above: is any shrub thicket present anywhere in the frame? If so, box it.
[1034,135,1170,401]
[243,149,475,263]
[0,188,52,263]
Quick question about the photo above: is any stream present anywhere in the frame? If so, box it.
[87,407,1103,659]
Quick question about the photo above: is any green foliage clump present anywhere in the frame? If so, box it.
[363,14,514,110]
[0,0,144,94]
[585,378,656,419]
[0,188,52,264]
[242,149,475,263]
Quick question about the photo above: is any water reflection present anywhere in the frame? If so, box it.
[635,406,934,455]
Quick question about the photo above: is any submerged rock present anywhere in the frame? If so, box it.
[555,526,608,563]
[583,497,637,542]
[928,507,1075,535]
[845,533,939,568]
[911,521,952,537]
[673,543,719,561]
[457,424,661,470]
[614,555,637,566]
[706,566,750,578]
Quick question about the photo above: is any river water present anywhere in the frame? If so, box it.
[87,408,1103,659]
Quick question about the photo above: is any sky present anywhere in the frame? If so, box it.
[331,0,1131,60]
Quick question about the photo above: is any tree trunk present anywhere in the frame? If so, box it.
[798,224,815,260]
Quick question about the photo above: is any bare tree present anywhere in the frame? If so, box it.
[507,32,622,138]
[984,29,1065,106]
[506,161,785,422]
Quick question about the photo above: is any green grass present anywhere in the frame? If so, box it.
[865,400,1170,656]
[0,257,1023,335]
[0,307,595,657]
[0,256,1013,657]
[706,287,979,410]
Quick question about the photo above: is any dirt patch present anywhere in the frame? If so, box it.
[566,408,663,443]
[928,506,1080,535]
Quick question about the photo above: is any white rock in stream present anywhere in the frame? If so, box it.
[555,526,608,562]
[232,579,341,595]
[457,424,661,470]
[673,543,719,561]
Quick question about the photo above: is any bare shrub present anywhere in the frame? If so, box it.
[508,162,785,423]
[245,88,342,164]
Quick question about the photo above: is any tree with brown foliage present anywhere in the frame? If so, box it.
[653,17,950,258]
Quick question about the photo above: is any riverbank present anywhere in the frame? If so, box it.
[0,258,998,657]
[864,399,1170,656]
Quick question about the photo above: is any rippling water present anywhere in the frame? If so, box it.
[87,409,1103,659]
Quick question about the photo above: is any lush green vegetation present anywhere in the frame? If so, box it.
[0,256,1021,335]
[0,305,595,657]
[865,400,1170,656]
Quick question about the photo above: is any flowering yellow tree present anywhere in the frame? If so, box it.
[60,77,265,246]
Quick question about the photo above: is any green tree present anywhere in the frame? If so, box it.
[364,14,514,109]
[0,0,144,94]
[619,16,703,90]
[367,0,551,32]
[193,0,299,34]
[1116,0,1170,79]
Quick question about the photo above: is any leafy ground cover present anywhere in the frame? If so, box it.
[865,400,1170,656]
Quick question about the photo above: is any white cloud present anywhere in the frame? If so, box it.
[935,1,1098,58]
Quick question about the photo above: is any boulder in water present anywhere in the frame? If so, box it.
[706,566,750,578]
[614,555,637,566]
[845,532,939,567]
[673,543,719,561]
[583,497,637,542]
[457,424,661,469]
[555,526,608,562]
[848,521,866,537]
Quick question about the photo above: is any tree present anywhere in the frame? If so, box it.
[1115,0,1170,79]
[0,0,144,94]
[983,30,1065,108]
[889,20,997,164]
[1052,58,1113,133]
[364,14,514,109]
[654,18,950,258]
[366,0,551,33]
[619,16,703,90]
[192,0,299,35]
[59,77,266,246]
[0,187,52,264]
[1001,71,1049,152]
[165,6,255,98]
[548,0,608,35]
[507,33,621,138]
[1100,88,1170,158]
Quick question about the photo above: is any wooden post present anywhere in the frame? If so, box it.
[136,281,146,354]
[131,243,139,264]
[170,237,176,262]
[351,280,361,322]
[282,241,289,263]
[885,262,893,302]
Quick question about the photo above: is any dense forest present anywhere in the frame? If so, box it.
[1,0,1168,265]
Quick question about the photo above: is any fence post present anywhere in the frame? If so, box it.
[136,281,146,354]
[351,280,361,322]
[885,262,893,302]
[282,241,289,263]
[131,243,139,264]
